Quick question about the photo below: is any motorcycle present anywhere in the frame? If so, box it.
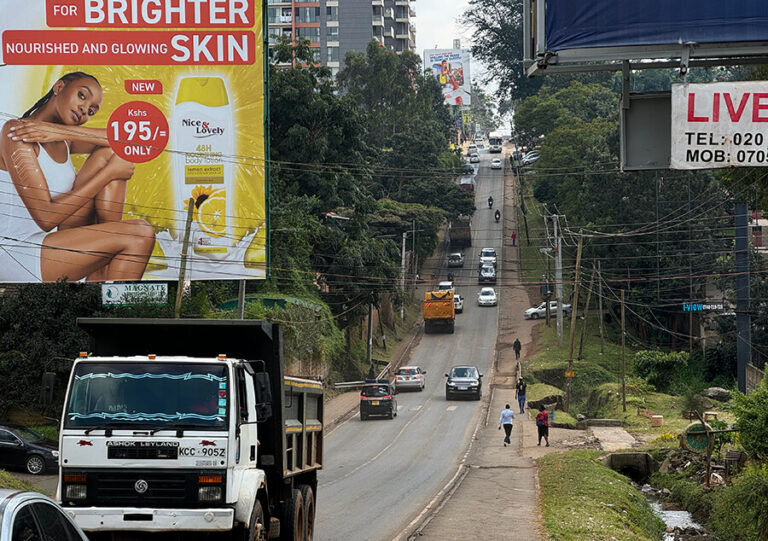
[488,196,493,208]
[495,210,501,223]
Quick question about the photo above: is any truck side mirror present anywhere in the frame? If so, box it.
[41,372,56,406]
[254,372,273,422]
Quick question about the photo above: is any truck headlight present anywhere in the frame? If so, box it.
[65,485,87,500]
[198,486,223,502]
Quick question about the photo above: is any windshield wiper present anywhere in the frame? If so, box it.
[83,425,114,436]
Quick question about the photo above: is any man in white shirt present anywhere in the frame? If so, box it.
[498,404,515,447]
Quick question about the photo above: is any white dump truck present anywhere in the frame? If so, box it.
[57,318,323,540]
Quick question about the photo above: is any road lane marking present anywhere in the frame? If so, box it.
[446,406,457,411]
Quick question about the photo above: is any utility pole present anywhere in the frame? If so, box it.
[598,260,604,354]
[621,289,627,412]
[564,233,583,413]
[578,264,595,361]
[367,303,373,367]
[412,220,417,283]
[401,231,407,320]
[554,215,564,347]
[174,198,194,318]
[237,280,246,319]
[735,199,751,393]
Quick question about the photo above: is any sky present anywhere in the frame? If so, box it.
[414,0,473,63]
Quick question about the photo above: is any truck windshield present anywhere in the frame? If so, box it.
[64,362,229,430]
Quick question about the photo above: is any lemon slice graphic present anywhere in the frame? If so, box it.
[196,189,227,237]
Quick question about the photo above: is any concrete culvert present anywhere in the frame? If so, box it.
[602,453,659,484]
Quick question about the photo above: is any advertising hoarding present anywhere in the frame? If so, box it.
[671,82,768,169]
[544,1,768,51]
[102,282,168,306]
[424,49,471,106]
[0,0,266,282]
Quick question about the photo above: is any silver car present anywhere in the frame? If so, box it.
[524,300,571,319]
[395,366,426,391]
[477,287,498,306]
[0,489,89,541]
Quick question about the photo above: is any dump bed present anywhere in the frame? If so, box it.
[423,290,455,319]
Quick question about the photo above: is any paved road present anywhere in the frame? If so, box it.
[315,151,506,541]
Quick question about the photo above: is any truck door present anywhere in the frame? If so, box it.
[235,365,259,466]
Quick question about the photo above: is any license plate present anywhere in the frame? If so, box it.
[458,386,468,391]
[372,400,379,405]
[405,377,410,380]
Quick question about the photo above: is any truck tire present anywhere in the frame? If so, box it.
[280,489,305,541]
[448,321,455,334]
[298,485,315,541]
[424,321,432,334]
[360,412,367,421]
[247,500,267,541]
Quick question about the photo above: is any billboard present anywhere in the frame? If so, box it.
[0,0,266,282]
[671,81,768,170]
[424,49,471,106]
[524,0,768,76]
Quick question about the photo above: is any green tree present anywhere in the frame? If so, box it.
[731,376,768,461]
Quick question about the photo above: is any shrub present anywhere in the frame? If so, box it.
[634,350,689,393]
[730,376,768,461]
[709,464,768,541]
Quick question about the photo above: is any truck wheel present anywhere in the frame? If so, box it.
[247,500,267,541]
[448,321,455,334]
[424,321,431,334]
[360,412,367,421]
[298,485,315,541]
[280,489,305,541]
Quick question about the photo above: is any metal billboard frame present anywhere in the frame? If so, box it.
[523,0,768,78]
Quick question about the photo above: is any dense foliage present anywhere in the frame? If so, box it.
[731,376,768,461]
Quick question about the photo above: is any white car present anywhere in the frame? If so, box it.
[477,287,498,306]
[438,281,455,292]
[467,144,478,154]
[524,300,572,319]
[491,158,502,169]
[454,294,464,313]
[479,247,497,267]
[395,366,426,391]
[469,152,480,163]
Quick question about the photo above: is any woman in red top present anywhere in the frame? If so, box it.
[536,410,550,447]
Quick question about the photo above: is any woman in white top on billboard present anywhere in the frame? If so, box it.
[0,71,155,282]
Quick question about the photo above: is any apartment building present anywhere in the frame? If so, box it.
[267,0,416,75]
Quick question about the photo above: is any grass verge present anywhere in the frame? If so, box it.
[539,450,665,541]
[0,469,40,491]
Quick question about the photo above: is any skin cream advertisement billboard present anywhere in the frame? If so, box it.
[424,49,471,107]
[0,0,266,282]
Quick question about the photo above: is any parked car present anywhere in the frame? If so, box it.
[447,253,464,267]
[395,366,426,391]
[469,152,480,163]
[479,247,497,267]
[524,300,572,319]
[454,294,464,313]
[478,264,496,283]
[491,158,502,169]
[360,380,397,420]
[467,144,478,154]
[0,489,89,541]
[445,365,483,400]
[522,150,540,166]
[0,425,58,475]
[461,163,475,176]
[477,287,498,306]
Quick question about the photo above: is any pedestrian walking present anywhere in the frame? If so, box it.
[499,404,515,447]
[515,377,527,414]
[511,231,517,246]
[513,338,522,360]
[536,409,550,447]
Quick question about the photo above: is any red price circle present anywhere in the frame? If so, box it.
[107,101,169,163]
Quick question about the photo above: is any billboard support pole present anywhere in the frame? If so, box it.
[237,280,246,319]
[735,199,751,393]
[175,198,195,318]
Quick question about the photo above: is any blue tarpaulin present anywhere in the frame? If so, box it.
[545,1,768,51]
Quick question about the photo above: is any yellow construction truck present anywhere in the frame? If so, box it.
[423,290,455,334]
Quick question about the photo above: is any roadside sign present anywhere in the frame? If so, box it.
[102,283,168,306]
[565,371,575,378]
[671,81,768,169]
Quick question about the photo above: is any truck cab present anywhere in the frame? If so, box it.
[58,319,322,540]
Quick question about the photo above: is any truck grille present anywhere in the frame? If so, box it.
[64,469,225,508]
[107,445,179,460]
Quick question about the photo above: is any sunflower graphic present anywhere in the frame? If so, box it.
[185,185,227,237]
